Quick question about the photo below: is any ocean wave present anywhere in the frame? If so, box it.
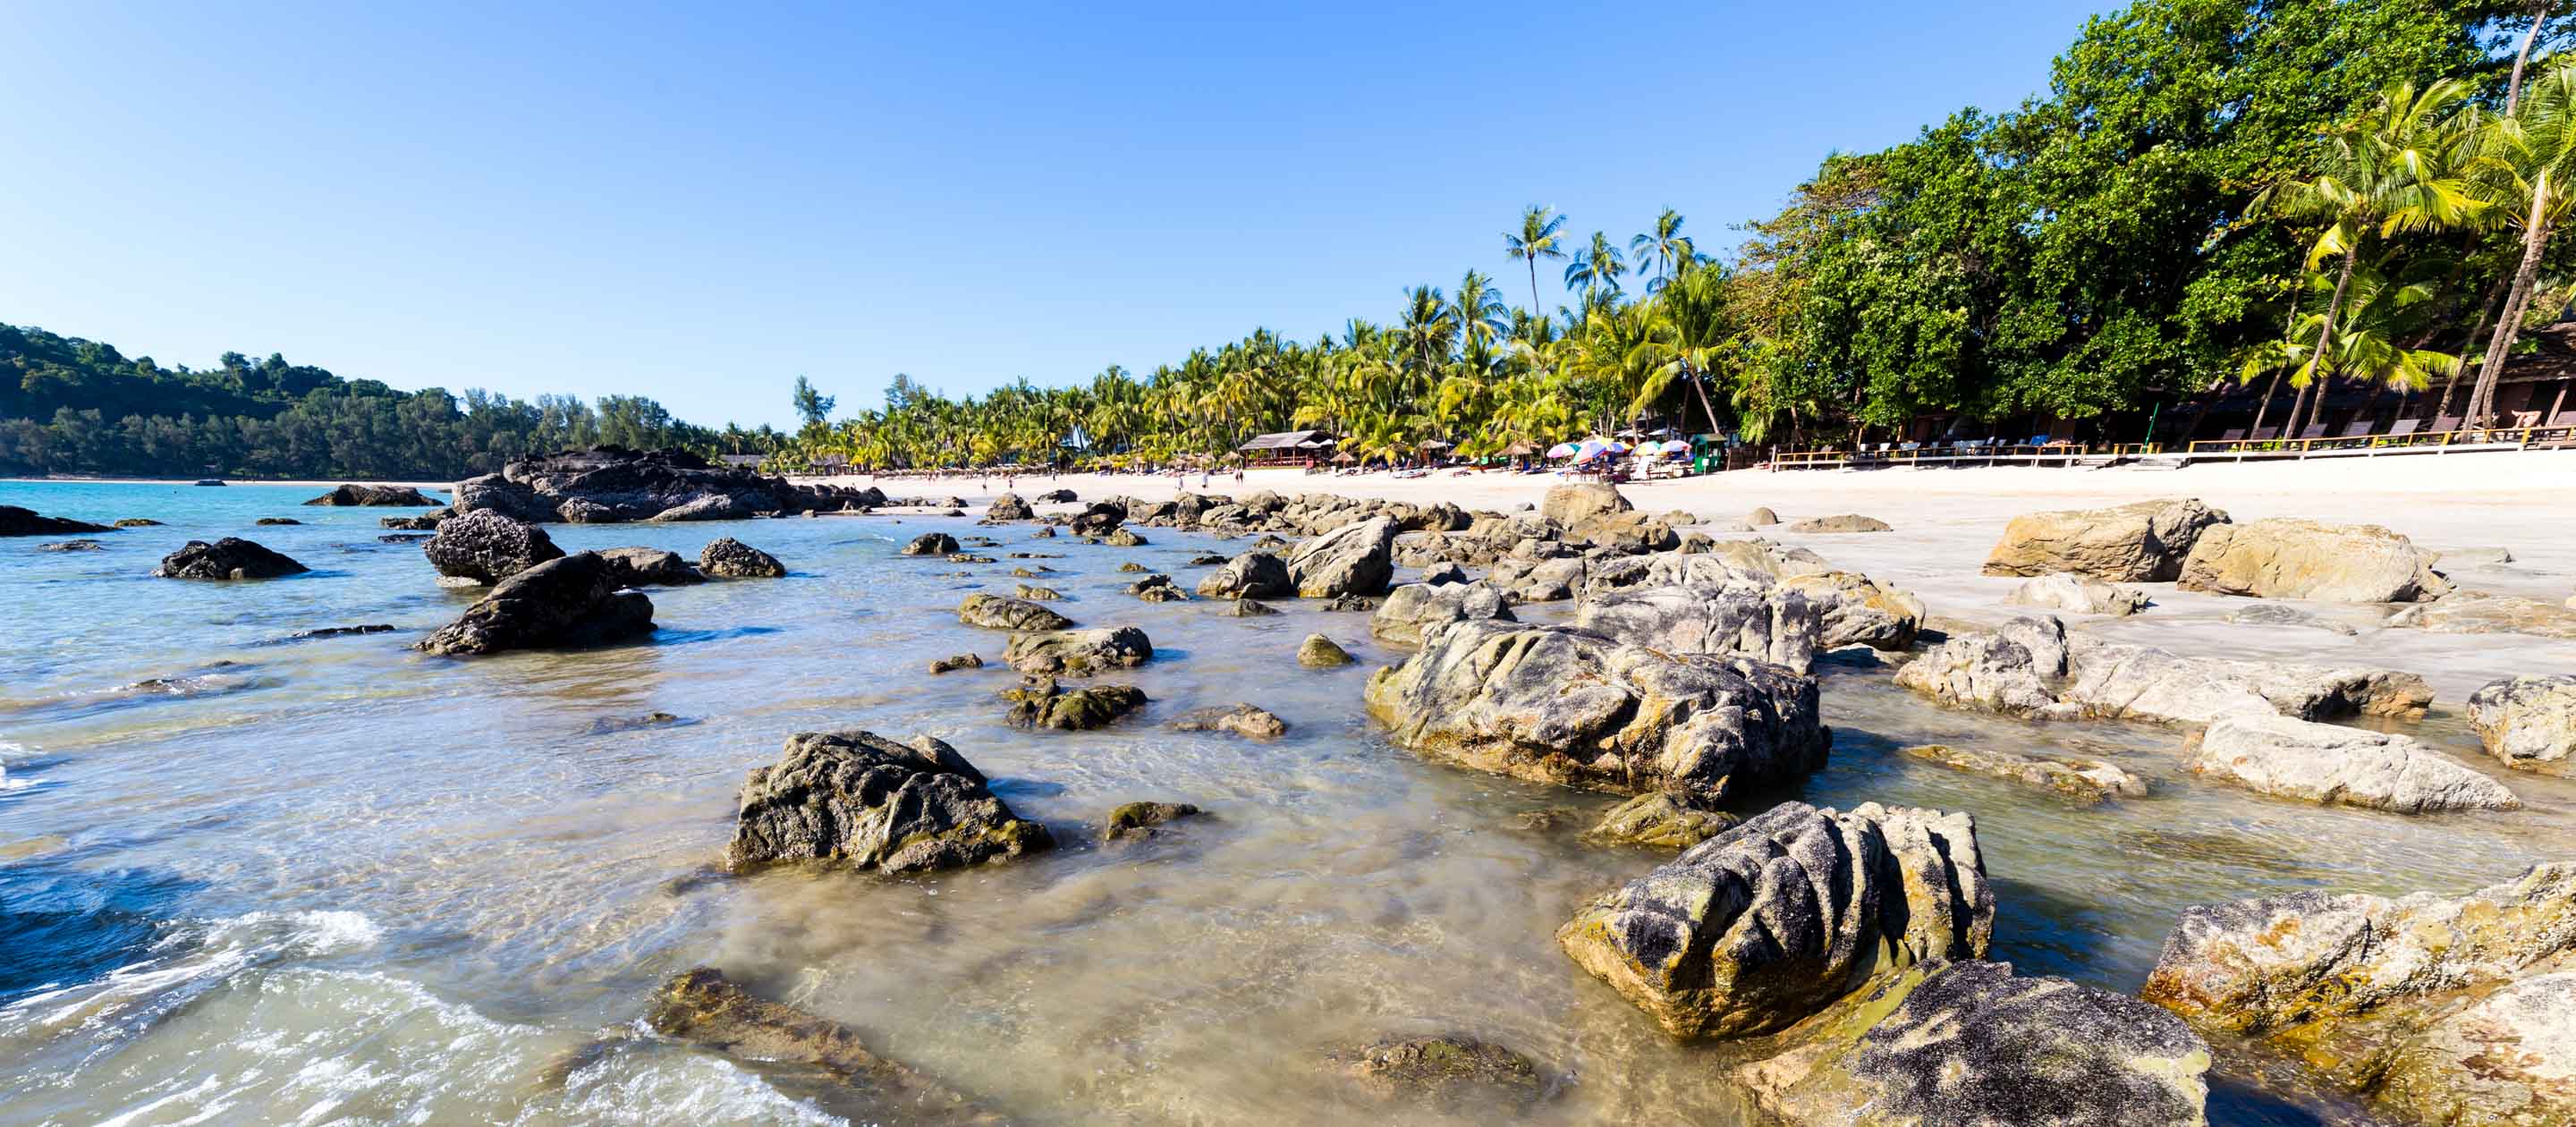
[0,909,383,1055]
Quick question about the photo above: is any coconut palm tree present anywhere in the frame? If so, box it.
[2464,60,2576,425]
[1451,271,1509,358]
[2251,78,2483,436]
[1504,205,1569,318]
[1563,232,1628,305]
[2236,258,2462,411]
[1629,208,1695,293]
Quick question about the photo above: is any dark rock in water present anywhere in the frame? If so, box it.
[651,494,754,521]
[114,518,163,528]
[452,472,567,523]
[1298,633,1354,667]
[1003,627,1154,674]
[902,532,961,556]
[254,517,301,526]
[928,653,984,674]
[699,537,785,578]
[1419,561,1470,585]
[414,552,656,657]
[1558,801,1991,1039]
[1186,554,1227,566]
[588,710,689,734]
[154,538,309,580]
[1741,960,2211,1127]
[1069,502,1125,537]
[1013,583,1063,601]
[1319,594,1377,612]
[1169,703,1287,738]
[455,445,879,525]
[725,729,1049,873]
[423,510,564,584]
[1003,677,1147,730]
[378,532,432,543]
[1105,528,1148,547]
[1116,561,1148,573]
[945,553,996,564]
[1038,488,1076,504]
[0,505,111,537]
[987,493,1033,521]
[1216,597,1281,617]
[1367,621,1829,803]
[284,623,397,642]
[959,593,1075,631]
[1008,552,1063,559]
[1287,517,1397,597]
[1196,551,1292,598]
[1032,525,1057,538]
[305,483,440,506]
[597,547,705,587]
[1126,573,1188,601]
[38,538,105,552]
[1103,801,1201,840]
[380,512,446,530]
[1326,1034,1546,1107]
[193,479,225,487]
[647,967,1004,1125]
[1580,792,1737,850]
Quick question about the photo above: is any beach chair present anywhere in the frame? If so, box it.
[2386,419,2423,444]
[2335,419,2377,439]
[2297,424,2328,441]
[2430,416,2462,437]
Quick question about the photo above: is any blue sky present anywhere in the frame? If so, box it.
[1,1,2106,429]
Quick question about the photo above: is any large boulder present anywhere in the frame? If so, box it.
[422,510,564,584]
[451,472,564,523]
[2185,712,2520,814]
[485,446,835,523]
[724,729,1049,874]
[152,538,309,580]
[1573,583,1822,672]
[1895,614,2432,725]
[1785,513,1891,533]
[597,546,704,587]
[1002,626,1153,674]
[2177,518,2449,603]
[414,552,655,656]
[1194,551,1294,599]
[1068,502,1126,537]
[0,505,111,537]
[1741,960,2211,1127]
[1778,571,1925,650]
[650,494,754,521]
[303,483,440,506]
[902,532,960,556]
[1002,678,1146,730]
[987,493,1033,521]
[1540,483,1631,527]
[1556,801,1991,1038]
[958,593,1075,632]
[699,537,785,578]
[1368,580,1516,647]
[647,967,1001,1124]
[2468,674,2576,774]
[1364,620,1829,803]
[2145,864,2576,1126]
[1285,516,1397,597]
[2388,589,2576,640]
[1980,498,2227,581]
[2004,572,2148,616]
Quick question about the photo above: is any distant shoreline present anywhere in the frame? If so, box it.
[2,475,451,491]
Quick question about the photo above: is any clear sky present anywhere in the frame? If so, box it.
[1,1,2106,430]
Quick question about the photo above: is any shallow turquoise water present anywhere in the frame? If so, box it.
[1,479,2564,1125]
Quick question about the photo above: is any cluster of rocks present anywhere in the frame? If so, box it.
[2,505,113,538]
[447,445,886,524]
[303,483,442,507]
[1983,496,2450,604]
[418,509,782,589]
[414,553,657,657]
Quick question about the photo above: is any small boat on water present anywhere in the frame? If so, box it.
[192,479,226,487]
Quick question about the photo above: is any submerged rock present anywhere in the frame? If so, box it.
[928,653,983,674]
[1785,513,1891,533]
[1126,572,1189,602]
[2178,518,2449,603]
[1742,959,2211,1127]
[153,537,309,580]
[1365,620,1828,803]
[38,538,104,552]
[1325,1034,1546,1107]
[422,510,564,584]
[113,517,164,528]
[1370,581,1516,647]
[1102,801,1201,841]
[2387,589,2576,640]
[958,593,1075,631]
[1002,626,1153,674]
[1168,703,1287,739]
[1557,801,1991,1038]
[0,505,112,537]
[1981,497,2227,581]
[1196,551,1294,598]
[253,516,301,526]
[1215,597,1281,617]
[1013,583,1063,601]
[902,532,960,556]
[414,552,656,657]
[647,967,1002,1125]
[725,729,1049,873]
[699,538,785,578]
[1579,792,1738,851]
[1104,528,1148,547]
[597,546,705,587]
[1285,516,1397,597]
[1002,677,1146,730]
[2145,864,2576,1126]
[2186,712,2520,814]
[1297,633,1354,667]
[2468,674,2576,774]
[1901,742,2149,804]
[304,483,440,506]
[2005,572,2149,616]
[1319,593,1377,612]
[2224,602,2360,635]
[1895,614,2431,724]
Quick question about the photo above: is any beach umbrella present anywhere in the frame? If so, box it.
[1420,439,1454,451]
[1331,451,1357,463]
[1502,441,1537,456]
[1546,443,1579,459]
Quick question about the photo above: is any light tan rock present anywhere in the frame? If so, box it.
[2177,518,2448,603]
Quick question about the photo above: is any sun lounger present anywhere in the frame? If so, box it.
[2335,419,2377,438]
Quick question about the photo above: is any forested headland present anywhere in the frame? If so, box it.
[8,0,2571,480]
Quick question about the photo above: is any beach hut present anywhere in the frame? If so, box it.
[1237,429,1335,465]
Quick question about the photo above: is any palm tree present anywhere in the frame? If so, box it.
[2238,258,2462,418]
[2465,60,2576,426]
[1630,262,1735,437]
[1451,271,1509,358]
[1563,232,1628,306]
[1504,205,1569,318]
[2251,78,2482,436]
[1629,208,1695,292]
